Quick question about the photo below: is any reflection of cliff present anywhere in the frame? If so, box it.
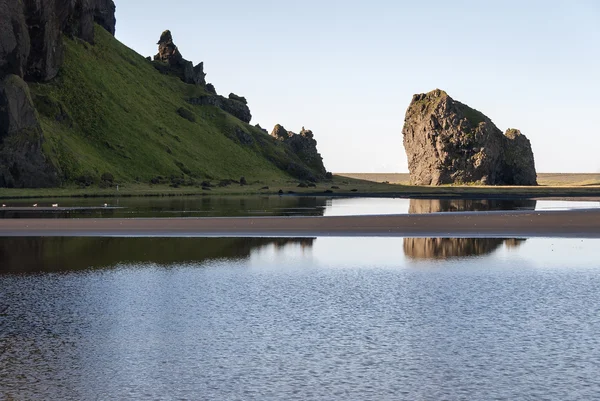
[0,195,329,219]
[404,237,526,260]
[0,237,314,274]
[405,199,531,259]
[408,199,537,214]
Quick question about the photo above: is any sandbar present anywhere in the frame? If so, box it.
[0,209,599,238]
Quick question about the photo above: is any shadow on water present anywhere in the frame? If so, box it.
[404,198,536,259]
[0,237,314,274]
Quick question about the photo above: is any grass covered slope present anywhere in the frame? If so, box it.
[29,25,315,186]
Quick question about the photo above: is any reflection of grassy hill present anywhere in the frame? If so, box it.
[0,237,315,273]
[29,26,319,186]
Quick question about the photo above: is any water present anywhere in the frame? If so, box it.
[1,237,600,400]
[1,196,598,219]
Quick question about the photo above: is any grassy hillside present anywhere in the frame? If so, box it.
[29,26,313,186]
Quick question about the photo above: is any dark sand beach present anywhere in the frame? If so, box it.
[1,209,599,238]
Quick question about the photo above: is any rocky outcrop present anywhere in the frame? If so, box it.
[153,30,206,86]
[0,0,116,187]
[0,1,30,78]
[0,0,117,82]
[0,75,58,187]
[402,89,537,185]
[270,125,326,177]
[187,94,252,123]
[503,129,537,185]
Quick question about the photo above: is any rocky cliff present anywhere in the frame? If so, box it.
[402,89,537,186]
[270,124,327,178]
[0,4,328,188]
[0,0,116,187]
[153,30,205,86]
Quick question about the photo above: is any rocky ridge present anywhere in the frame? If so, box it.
[270,124,327,178]
[152,31,252,123]
[0,0,116,187]
[402,89,537,186]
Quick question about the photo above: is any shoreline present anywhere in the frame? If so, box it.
[1,209,599,238]
[1,187,600,201]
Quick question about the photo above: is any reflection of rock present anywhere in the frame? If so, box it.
[404,238,507,259]
[405,198,531,260]
[0,237,315,274]
[408,198,537,214]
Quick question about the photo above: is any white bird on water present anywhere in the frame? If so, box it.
[103,203,108,207]
[52,204,59,207]
[33,204,38,207]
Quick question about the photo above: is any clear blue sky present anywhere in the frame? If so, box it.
[115,0,600,173]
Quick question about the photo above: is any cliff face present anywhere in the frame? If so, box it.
[270,124,327,179]
[402,89,537,186]
[1,0,116,82]
[0,0,116,187]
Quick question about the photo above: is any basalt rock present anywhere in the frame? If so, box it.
[0,0,116,187]
[0,0,117,82]
[270,125,326,177]
[402,89,537,185]
[0,75,58,187]
[153,30,206,86]
[0,1,30,78]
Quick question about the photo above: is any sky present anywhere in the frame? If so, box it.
[114,0,600,173]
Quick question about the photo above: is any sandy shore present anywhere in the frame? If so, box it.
[0,209,599,238]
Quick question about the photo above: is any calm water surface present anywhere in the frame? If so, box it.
[1,237,600,400]
[0,196,598,218]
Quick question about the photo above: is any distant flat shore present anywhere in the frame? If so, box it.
[337,173,600,187]
[1,173,600,200]
[1,209,599,238]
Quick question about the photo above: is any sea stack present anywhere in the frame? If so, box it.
[402,89,537,185]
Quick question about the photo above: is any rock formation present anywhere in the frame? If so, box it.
[270,125,327,178]
[1,0,117,82]
[153,31,253,122]
[0,75,59,187]
[0,0,116,187]
[402,89,537,185]
[153,30,206,86]
[187,94,252,123]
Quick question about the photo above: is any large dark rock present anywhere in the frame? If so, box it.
[270,124,326,178]
[0,75,58,188]
[0,0,30,78]
[402,89,537,185]
[0,0,116,82]
[153,30,206,86]
[503,128,537,185]
[0,0,115,187]
[187,95,252,123]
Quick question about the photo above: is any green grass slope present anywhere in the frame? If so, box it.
[29,26,313,186]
